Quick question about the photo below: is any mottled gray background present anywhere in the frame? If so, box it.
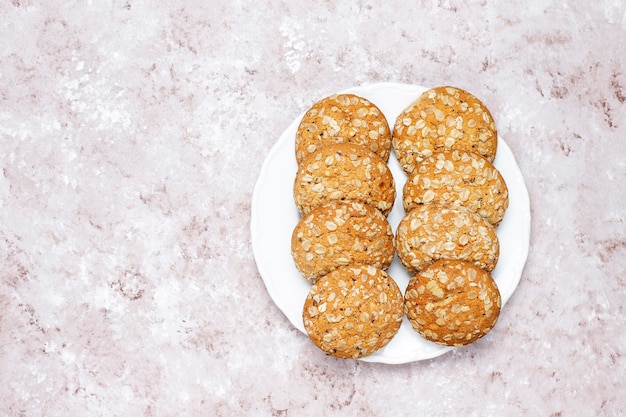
[0,1,624,416]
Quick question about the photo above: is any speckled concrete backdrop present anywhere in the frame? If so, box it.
[0,1,624,416]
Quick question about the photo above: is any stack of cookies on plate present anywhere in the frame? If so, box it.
[393,86,509,347]
[291,93,404,359]
[290,87,510,359]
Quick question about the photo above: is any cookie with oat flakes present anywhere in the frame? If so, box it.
[403,150,509,226]
[392,86,498,173]
[295,93,392,165]
[302,265,403,359]
[395,204,499,275]
[291,201,394,283]
[404,259,501,347]
[293,143,395,217]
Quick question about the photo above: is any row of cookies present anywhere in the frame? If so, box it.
[291,94,404,359]
[392,86,509,347]
[292,93,398,281]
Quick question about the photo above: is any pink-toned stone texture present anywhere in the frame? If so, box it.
[0,1,624,416]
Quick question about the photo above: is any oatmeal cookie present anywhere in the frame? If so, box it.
[402,150,509,226]
[295,93,392,164]
[392,86,498,173]
[293,143,395,216]
[404,259,502,346]
[395,204,499,275]
[291,201,394,283]
[302,265,404,359]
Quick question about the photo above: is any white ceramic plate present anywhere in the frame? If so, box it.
[251,82,531,364]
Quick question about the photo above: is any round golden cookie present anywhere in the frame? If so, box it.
[395,204,499,275]
[295,93,392,165]
[293,143,396,217]
[403,150,509,226]
[404,259,502,346]
[392,86,498,173]
[302,265,404,359]
[291,201,394,283]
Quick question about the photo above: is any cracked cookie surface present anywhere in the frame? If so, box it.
[293,143,395,216]
[295,93,391,165]
[291,201,394,283]
[395,204,499,275]
[392,86,498,173]
[303,265,403,359]
[404,259,501,346]
[403,150,509,226]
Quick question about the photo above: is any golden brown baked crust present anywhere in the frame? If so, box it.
[402,150,509,226]
[293,143,395,216]
[295,93,392,165]
[404,259,502,346]
[302,265,403,359]
[392,86,498,173]
[291,201,394,283]
[395,204,499,275]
